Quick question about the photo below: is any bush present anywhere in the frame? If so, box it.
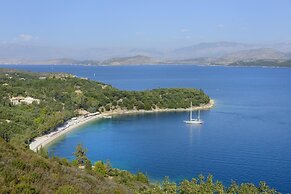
[85,159,92,171]
[87,106,97,113]
[135,172,149,184]
[14,183,38,194]
[93,161,107,176]
[105,104,111,111]
[162,176,177,194]
[33,159,50,170]
[12,159,27,170]
[71,159,79,167]
[37,146,49,159]
[56,185,78,194]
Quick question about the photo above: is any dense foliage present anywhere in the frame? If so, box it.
[0,139,279,194]
[0,68,209,147]
[0,138,151,193]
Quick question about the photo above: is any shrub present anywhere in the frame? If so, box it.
[33,159,50,170]
[93,161,107,176]
[135,172,149,184]
[56,185,78,194]
[85,159,92,171]
[12,159,27,170]
[14,183,38,194]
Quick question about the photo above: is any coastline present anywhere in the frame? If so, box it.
[101,99,215,116]
[1,63,290,69]
[29,114,103,151]
[29,99,214,152]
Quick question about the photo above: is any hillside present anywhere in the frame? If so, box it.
[226,59,291,67]
[0,138,279,193]
[102,55,160,65]
[168,41,258,59]
[0,138,152,193]
[213,48,288,65]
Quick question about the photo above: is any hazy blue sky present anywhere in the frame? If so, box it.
[1,0,291,48]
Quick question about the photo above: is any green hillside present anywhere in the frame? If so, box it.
[0,139,279,194]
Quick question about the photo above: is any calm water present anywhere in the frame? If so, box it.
[2,64,291,192]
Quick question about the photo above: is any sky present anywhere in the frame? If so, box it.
[1,0,291,49]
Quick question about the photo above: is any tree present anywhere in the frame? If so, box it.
[105,104,111,111]
[84,159,92,171]
[15,183,38,194]
[162,176,177,194]
[73,144,88,166]
[179,180,194,194]
[37,145,49,159]
[56,185,78,194]
[135,171,149,184]
[105,159,112,172]
[93,161,107,176]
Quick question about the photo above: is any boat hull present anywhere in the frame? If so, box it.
[184,120,203,124]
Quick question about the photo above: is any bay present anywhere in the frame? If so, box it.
[2,64,291,192]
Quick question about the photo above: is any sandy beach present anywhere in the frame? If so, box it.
[29,114,103,151]
[29,99,214,152]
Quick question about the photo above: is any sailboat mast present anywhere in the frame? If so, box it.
[198,110,200,120]
[190,109,192,120]
[190,102,192,120]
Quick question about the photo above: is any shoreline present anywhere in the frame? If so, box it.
[29,99,214,152]
[1,63,290,69]
[29,114,103,151]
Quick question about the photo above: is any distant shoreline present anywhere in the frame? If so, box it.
[1,63,290,68]
[29,99,214,152]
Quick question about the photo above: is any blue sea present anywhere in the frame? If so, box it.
[2,64,291,192]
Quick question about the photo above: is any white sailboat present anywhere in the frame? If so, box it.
[184,102,203,124]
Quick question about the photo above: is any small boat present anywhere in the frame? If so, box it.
[184,102,203,124]
[103,115,112,119]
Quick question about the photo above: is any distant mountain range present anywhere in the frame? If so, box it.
[1,41,291,67]
[166,41,258,59]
